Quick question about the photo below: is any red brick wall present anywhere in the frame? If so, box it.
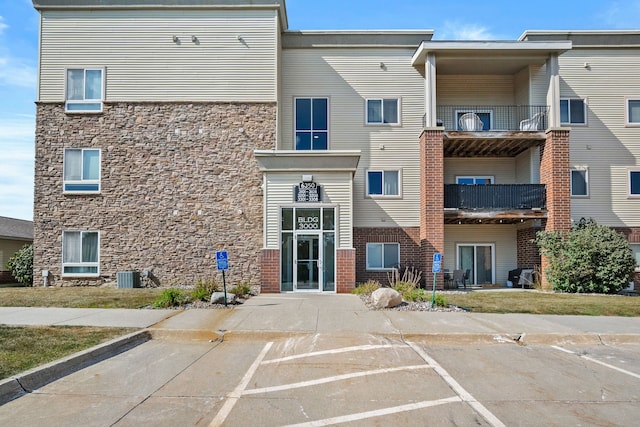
[260,249,280,293]
[420,129,445,289]
[539,129,571,289]
[336,249,356,293]
[615,227,640,243]
[353,227,421,285]
[0,271,16,284]
[517,227,541,268]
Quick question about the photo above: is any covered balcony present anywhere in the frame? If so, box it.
[444,184,547,224]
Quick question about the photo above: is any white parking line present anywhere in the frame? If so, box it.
[552,345,640,379]
[209,341,273,427]
[283,396,462,427]
[262,344,407,364]
[407,341,506,427]
[242,365,432,395]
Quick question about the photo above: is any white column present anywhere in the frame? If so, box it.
[546,53,560,128]
[425,52,437,128]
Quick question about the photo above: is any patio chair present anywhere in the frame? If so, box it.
[464,269,471,287]
[458,112,484,131]
[453,269,466,289]
[519,112,545,131]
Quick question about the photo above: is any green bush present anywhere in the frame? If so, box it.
[402,288,429,302]
[153,288,190,308]
[433,293,448,307]
[229,282,251,296]
[536,218,637,293]
[351,280,381,295]
[6,244,33,286]
[191,279,220,301]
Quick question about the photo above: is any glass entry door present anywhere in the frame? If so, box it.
[295,234,321,291]
[457,244,495,286]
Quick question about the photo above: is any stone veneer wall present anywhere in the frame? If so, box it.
[33,102,276,287]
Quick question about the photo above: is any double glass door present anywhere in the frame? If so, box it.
[295,234,321,291]
[457,244,495,285]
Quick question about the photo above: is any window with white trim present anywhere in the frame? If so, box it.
[62,231,99,276]
[66,68,104,113]
[295,97,328,150]
[63,148,101,193]
[560,98,586,125]
[571,168,589,197]
[366,243,399,270]
[630,244,640,269]
[367,170,400,196]
[366,98,399,125]
[626,99,640,125]
[630,170,640,196]
[456,176,494,185]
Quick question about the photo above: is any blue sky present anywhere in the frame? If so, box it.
[1,0,639,221]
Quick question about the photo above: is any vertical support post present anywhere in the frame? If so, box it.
[222,270,228,307]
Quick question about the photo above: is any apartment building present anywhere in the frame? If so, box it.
[31,0,640,292]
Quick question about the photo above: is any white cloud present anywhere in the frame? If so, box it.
[0,116,35,220]
[600,1,640,28]
[438,21,500,40]
[0,16,7,35]
[0,56,37,88]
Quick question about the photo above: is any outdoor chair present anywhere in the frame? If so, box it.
[519,111,545,131]
[453,269,466,288]
[458,112,484,131]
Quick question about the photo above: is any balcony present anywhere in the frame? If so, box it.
[426,105,548,157]
[444,184,547,224]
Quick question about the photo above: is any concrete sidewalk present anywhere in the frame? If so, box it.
[0,307,178,328]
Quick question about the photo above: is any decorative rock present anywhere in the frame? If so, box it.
[371,288,402,309]
[210,292,236,304]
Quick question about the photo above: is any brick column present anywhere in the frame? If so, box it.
[420,129,445,289]
[336,248,356,293]
[517,227,541,268]
[539,128,571,289]
[260,249,280,293]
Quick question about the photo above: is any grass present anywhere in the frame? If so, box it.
[0,287,164,308]
[0,325,135,380]
[444,291,640,316]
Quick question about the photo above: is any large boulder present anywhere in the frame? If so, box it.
[210,292,236,304]
[371,288,402,309]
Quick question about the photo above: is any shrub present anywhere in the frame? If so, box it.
[402,287,429,302]
[536,218,637,293]
[433,293,448,307]
[191,279,220,301]
[387,266,422,288]
[153,288,190,308]
[229,282,251,297]
[6,244,33,286]
[352,280,381,295]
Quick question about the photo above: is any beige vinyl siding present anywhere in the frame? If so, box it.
[514,67,529,105]
[0,240,29,271]
[559,49,640,226]
[529,64,548,106]
[38,9,277,102]
[515,148,537,184]
[264,172,353,249]
[281,48,424,228]
[444,158,516,184]
[444,224,518,285]
[437,75,515,106]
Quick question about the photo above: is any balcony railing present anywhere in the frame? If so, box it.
[444,184,546,210]
[428,105,548,131]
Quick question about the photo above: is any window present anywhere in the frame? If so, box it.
[367,170,399,196]
[66,68,104,112]
[366,98,399,124]
[631,244,640,269]
[571,168,589,197]
[456,176,494,185]
[62,231,99,275]
[63,148,100,193]
[626,99,640,125]
[366,243,399,270]
[295,97,328,150]
[560,98,586,125]
[630,170,640,196]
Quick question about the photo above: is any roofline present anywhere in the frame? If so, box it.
[282,30,434,49]
[519,30,640,47]
[32,0,288,30]
[519,29,640,40]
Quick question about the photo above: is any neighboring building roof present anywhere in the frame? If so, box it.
[519,30,640,46]
[0,217,34,241]
[283,30,434,49]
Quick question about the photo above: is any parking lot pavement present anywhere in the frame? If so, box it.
[2,332,638,426]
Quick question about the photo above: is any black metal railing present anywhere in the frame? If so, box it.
[444,184,546,210]
[426,105,547,131]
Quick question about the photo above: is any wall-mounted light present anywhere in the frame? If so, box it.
[172,35,179,43]
[192,35,198,43]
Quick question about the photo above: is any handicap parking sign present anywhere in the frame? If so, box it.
[216,251,229,271]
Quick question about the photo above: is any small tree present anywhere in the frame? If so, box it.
[536,218,636,293]
[6,244,34,287]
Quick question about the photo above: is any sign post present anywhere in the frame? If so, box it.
[431,253,442,306]
[216,251,229,306]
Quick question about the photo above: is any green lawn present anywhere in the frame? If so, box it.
[0,287,163,308]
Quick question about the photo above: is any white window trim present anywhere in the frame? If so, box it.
[455,176,494,184]
[629,169,640,198]
[65,67,105,114]
[365,98,401,126]
[366,242,400,271]
[63,148,101,194]
[625,97,640,127]
[62,230,100,277]
[293,96,330,150]
[560,98,587,126]
[366,169,402,198]
[454,109,493,130]
[570,167,589,198]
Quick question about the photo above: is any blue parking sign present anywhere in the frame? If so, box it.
[216,251,229,271]
[432,253,442,273]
